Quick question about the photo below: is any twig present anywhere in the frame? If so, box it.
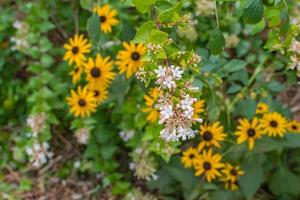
[38,155,63,175]
[72,0,79,34]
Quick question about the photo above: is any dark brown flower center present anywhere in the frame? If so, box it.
[94,90,100,97]
[203,131,213,141]
[292,125,297,130]
[90,67,101,78]
[189,154,195,159]
[270,120,278,127]
[203,161,212,170]
[230,169,237,176]
[78,99,86,107]
[74,67,79,73]
[72,46,79,54]
[247,128,256,137]
[131,52,140,61]
[100,16,106,23]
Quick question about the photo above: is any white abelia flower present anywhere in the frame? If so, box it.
[170,65,183,80]
[156,93,202,142]
[160,104,173,122]
[154,65,184,90]
[119,129,135,141]
[75,128,90,145]
[26,141,53,168]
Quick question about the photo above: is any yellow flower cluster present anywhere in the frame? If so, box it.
[181,147,244,190]
[237,102,300,150]
[64,34,114,117]
[62,4,146,118]
[181,121,243,190]
[181,102,300,190]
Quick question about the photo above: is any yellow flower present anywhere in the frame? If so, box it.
[198,122,226,151]
[69,66,83,84]
[66,86,97,117]
[116,42,146,78]
[260,112,287,137]
[220,163,244,191]
[95,4,119,33]
[256,102,269,114]
[235,117,263,150]
[194,149,224,182]
[87,83,108,105]
[220,179,239,191]
[85,54,115,87]
[63,34,91,66]
[221,163,244,182]
[193,100,205,119]
[287,120,300,133]
[142,88,160,123]
[181,147,199,168]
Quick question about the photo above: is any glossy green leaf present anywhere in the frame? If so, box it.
[243,0,264,24]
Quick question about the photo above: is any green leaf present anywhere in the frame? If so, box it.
[148,29,168,44]
[132,21,155,43]
[265,80,284,92]
[208,28,225,55]
[87,13,101,41]
[250,19,266,35]
[80,0,96,10]
[283,133,300,148]
[235,98,256,119]
[132,0,156,14]
[243,0,264,24]
[222,59,247,73]
[268,167,300,196]
[227,84,242,94]
[239,162,265,200]
[265,8,281,27]
[158,6,179,23]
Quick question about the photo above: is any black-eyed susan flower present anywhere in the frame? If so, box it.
[256,102,269,114]
[221,163,244,182]
[193,100,205,119]
[236,117,262,150]
[287,120,300,133]
[66,86,97,117]
[63,34,91,66]
[220,163,244,191]
[85,54,115,87]
[142,88,160,123]
[69,66,83,84]
[220,179,239,191]
[95,4,119,33]
[116,42,146,78]
[260,112,287,137]
[198,122,226,151]
[194,149,224,182]
[87,83,108,105]
[181,147,199,168]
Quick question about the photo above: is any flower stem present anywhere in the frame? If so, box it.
[213,0,220,28]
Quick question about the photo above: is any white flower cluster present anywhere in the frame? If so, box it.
[75,128,90,144]
[146,43,162,54]
[119,129,135,142]
[154,65,183,90]
[156,94,202,141]
[195,0,215,16]
[10,20,30,51]
[289,39,300,78]
[26,141,53,168]
[26,113,46,137]
[129,146,158,181]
